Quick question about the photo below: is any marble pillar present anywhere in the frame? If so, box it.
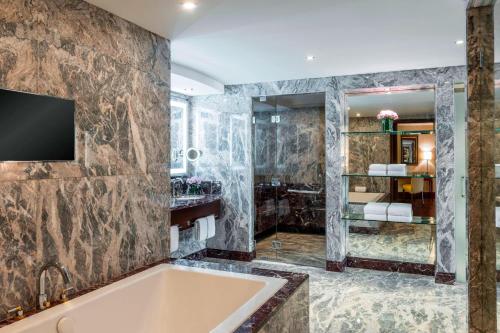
[466,3,497,333]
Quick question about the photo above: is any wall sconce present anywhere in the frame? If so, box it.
[423,151,432,174]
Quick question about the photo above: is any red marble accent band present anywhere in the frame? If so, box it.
[206,249,257,262]
[326,258,347,272]
[434,272,456,285]
[346,256,435,276]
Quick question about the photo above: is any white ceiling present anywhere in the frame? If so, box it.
[348,90,435,118]
[86,0,500,85]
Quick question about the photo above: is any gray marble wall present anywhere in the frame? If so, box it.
[255,107,326,185]
[190,68,465,276]
[0,0,170,318]
[348,117,390,193]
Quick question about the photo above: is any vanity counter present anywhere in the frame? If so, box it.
[170,195,222,230]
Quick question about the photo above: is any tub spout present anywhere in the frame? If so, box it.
[38,262,74,310]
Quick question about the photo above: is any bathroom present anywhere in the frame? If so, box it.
[0,1,499,333]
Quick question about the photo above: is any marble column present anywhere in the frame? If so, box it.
[466,2,497,333]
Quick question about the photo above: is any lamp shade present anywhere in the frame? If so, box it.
[423,151,432,160]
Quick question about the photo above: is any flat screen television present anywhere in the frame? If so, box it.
[0,88,75,161]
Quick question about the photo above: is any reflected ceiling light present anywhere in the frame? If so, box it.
[356,113,361,117]
[306,55,316,61]
[455,40,464,45]
[181,2,197,10]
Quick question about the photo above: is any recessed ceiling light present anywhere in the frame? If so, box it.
[306,55,315,61]
[455,40,464,45]
[181,2,197,10]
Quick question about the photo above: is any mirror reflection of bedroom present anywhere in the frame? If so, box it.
[345,88,436,266]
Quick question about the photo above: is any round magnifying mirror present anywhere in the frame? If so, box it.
[186,148,202,162]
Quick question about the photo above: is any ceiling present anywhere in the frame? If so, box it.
[348,90,435,118]
[86,0,500,85]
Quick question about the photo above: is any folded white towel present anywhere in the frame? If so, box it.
[195,217,208,241]
[496,207,500,228]
[354,186,367,193]
[388,164,407,171]
[364,202,390,215]
[364,213,387,221]
[369,164,387,171]
[206,214,216,239]
[170,225,179,253]
[388,215,413,223]
[387,170,407,176]
[387,203,413,217]
[368,170,387,176]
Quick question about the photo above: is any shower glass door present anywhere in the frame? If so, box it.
[253,93,326,268]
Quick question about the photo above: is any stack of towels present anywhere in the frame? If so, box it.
[363,202,413,223]
[387,164,407,176]
[387,203,413,223]
[368,164,407,176]
[368,164,387,176]
[195,215,216,241]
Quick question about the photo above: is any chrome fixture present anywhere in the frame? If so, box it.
[38,262,73,310]
[2,305,24,320]
[171,178,184,199]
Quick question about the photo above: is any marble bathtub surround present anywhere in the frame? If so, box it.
[0,0,170,319]
[172,259,309,333]
[466,2,497,332]
[0,258,309,333]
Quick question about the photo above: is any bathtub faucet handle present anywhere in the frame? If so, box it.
[6,306,24,320]
[60,286,74,302]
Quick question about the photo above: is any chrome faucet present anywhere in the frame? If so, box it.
[38,262,73,310]
[171,178,184,199]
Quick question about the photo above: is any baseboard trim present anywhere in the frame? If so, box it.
[326,258,347,272]
[181,249,208,260]
[207,249,256,262]
[346,256,435,276]
[434,272,456,285]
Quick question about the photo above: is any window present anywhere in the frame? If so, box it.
[170,99,188,175]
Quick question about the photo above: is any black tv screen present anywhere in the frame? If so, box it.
[0,89,75,161]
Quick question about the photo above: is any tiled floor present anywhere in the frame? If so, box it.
[207,258,472,333]
[256,226,435,268]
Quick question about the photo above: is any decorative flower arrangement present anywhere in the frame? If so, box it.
[376,110,399,121]
[186,176,203,195]
[377,110,399,132]
[186,176,203,185]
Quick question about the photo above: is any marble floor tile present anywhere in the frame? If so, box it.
[256,232,326,268]
[205,258,472,333]
[256,227,435,270]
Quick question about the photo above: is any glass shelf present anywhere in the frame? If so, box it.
[342,213,435,225]
[343,173,435,179]
[342,130,434,136]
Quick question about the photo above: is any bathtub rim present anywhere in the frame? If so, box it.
[0,263,287,333]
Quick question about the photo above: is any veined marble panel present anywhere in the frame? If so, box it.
[196,66,465,272]
[0,0,170,319]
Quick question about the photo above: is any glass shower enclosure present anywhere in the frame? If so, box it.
[252,93,326,268]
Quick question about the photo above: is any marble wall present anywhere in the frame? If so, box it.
[0,0,170,318]
[190,68,465,278]
[348,117,390,193]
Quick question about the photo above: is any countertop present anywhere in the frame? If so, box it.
[170,194,221,211]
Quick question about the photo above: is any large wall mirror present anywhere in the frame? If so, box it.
[344,87,436,267]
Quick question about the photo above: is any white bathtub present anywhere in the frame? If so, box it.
[1,264,287,333]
